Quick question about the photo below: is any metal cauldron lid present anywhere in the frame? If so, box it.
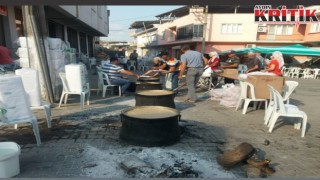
[122,106,179,119]
[136,90,173,96]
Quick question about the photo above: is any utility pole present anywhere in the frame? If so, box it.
[201,5,208,55]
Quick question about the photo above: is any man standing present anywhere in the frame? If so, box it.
[101,57,140,96]
[221,50,240,84]
[244,51,261,73]
[178,45,205,103]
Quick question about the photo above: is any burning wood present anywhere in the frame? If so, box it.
[216,142,255,168]
[216,142,276,178]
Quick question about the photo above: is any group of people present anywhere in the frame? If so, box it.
[100,45,205,103]
[143,45,205,103]
[100,45,285,103]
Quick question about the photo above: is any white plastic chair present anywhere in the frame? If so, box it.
[235,80,248,111]
[58,73,90,109]
[235,81,268,114]
[0,112,41,146]
[295,68,307,78]
[0,75,41,145]
[16,100,52,129]
[139,59,148,71]
[264,85,299,126]
[267,85,307,137]
[237,64,248,74]
[282,67,290,77]
[96,66,103,95]
[30,101,52,128]
[89,57,96,69]
[289,67,301,78]
[127,60,136,71]
[282,81,299,104]
[97,71,122,97]
[15,68,52,129]
[300,68,312,79]
[313,68,320,79]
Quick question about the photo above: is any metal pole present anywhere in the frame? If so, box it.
[201,5,208,55]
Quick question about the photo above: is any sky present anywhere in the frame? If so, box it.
[101,6,183,42]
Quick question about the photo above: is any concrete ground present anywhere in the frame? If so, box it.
[0,69,319,178]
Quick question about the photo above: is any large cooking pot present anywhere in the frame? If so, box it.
[120,106,181,146]
[135,90,175,108]
[138,77,160,82]
[135,82,162,92]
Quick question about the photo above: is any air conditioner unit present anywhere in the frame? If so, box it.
[257,27,267,32]
[246,44,256,48]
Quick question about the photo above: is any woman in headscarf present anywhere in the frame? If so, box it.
[142,56,164,77]
[207,51,220,70]
[261,51,283,76]
[205,51,220,86]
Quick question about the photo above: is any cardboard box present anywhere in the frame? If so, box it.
[245,75,285,99]
[219,69,239,80]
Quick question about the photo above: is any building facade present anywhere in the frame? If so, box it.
[130,5,320,60]
[0,5,109,58]
[0,5,109,102]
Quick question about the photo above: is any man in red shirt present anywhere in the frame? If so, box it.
[0,46,16,71]
[0,46,13,64]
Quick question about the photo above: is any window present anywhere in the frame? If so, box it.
[193,24,203,37]
[310,23,320,33]
[161,31,165,40]
[67,27,78,52]
[221,24,243,34]
[151,33,157,42]
[48,21,65,40]
[177,24,202,40]
[268,25,293,35]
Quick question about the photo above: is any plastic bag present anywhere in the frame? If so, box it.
[202,67,212,77]
[209,88,225,98]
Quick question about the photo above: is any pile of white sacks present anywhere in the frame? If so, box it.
[209,83,241,108]
[47,38,68,101]
[16,37,30,68]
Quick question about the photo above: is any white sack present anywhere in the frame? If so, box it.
[15,68,42,107]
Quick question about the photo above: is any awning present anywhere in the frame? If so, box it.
[220,44,320,56]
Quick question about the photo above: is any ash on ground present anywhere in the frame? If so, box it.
[80,145,235,178]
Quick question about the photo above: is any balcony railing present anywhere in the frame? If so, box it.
[176,32,203,40]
